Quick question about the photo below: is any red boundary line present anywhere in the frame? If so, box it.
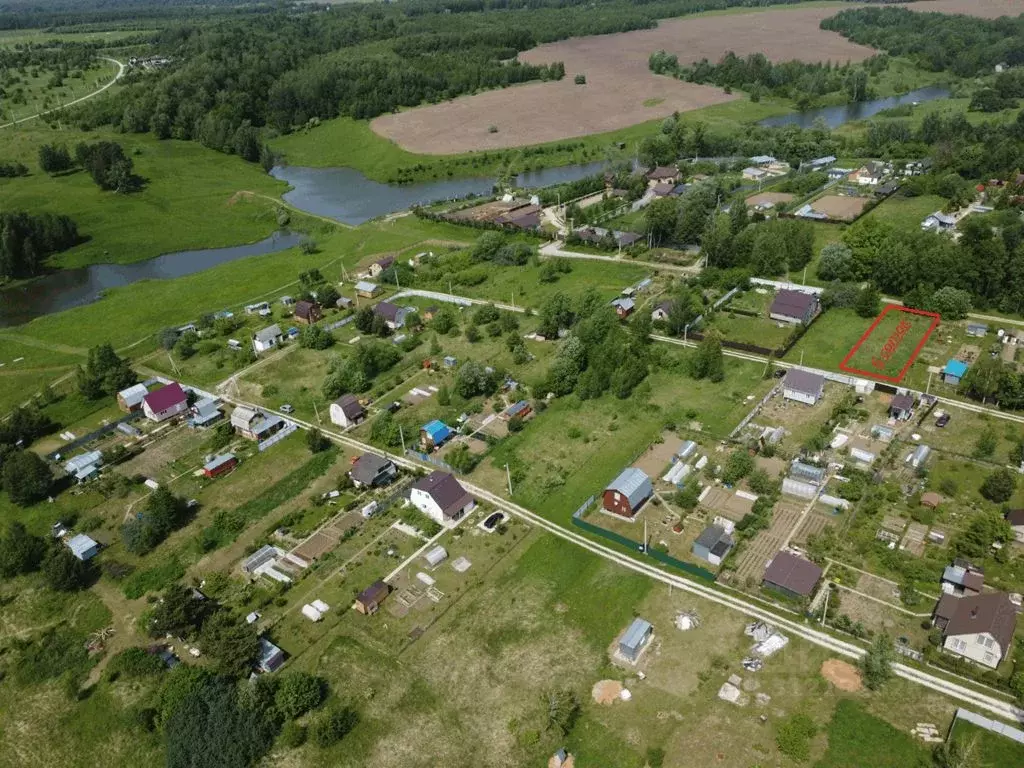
[839,305,941,383]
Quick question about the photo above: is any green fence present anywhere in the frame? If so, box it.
[571,514,717,583]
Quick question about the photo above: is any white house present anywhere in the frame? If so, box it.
[252,324,283,355]
[782,369,825,406]
[410,471,475,526]
[935,592,1017,669]
[852,161,886,186]
[329,394,365,428]
[142,382,189,422]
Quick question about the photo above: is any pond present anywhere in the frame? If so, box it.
[271,160,610,226]
[758,85,951,130]
[0,231,301,328]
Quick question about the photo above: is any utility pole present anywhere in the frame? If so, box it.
[821,584,831,626]
[505,463,513,496]
[926,368,933,395]
[399,424,406,453]
[800,350,805,367]
[312,400,321,425]
[167,352,180,376]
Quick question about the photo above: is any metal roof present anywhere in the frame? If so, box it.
[203,453,236,472]
[606,467,653,509]
[783,368,825,397]
[620,617,653,650]
[763,551,822,596]
[355,280,378,292]
[64,450,103,475]
[253,324,283,344]
[694,524,733,555]
[118,383,148,407]
[67,533,98,560]
[944,359,968,377]
[421,420,452,443]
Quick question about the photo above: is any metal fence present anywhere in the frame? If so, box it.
[259,422,297,452]
[570,508,717,583]
[405,449,456,474]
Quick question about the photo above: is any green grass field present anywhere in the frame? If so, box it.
[863,193,948,231]
[2,124,289,268]
[0,59,118,124]
[840,307,938,382]
[788,309,875,371]
[950,718,1024,767]
[815,699,929,768]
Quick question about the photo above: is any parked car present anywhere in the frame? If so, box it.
[279,404,295,414]
[936,413,950,427]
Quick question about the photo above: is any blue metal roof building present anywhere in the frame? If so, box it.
[943,359,968,385]
[604,467,653,516]
[67,533,99,561]
[619,617,653,662]
[421,419,453,447]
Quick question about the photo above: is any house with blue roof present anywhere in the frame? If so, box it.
[420,419,453,449]
[943,359,969,386]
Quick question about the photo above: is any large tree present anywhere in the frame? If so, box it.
[0,522,46,577]
[77,343,136,399]
[1,450,53,506]
[199,611,260,678]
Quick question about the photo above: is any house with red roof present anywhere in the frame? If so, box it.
[142,382,189,423]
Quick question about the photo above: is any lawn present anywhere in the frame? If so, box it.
[814,699,930,768]
[1,124,289,268]
[787,308,879,372]
[839,306,940,383]
[863,193,948,231]
[703,310,793,349]
[950,718,1024,767]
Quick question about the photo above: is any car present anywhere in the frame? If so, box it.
[279,404,295,414]
[936,413,950,427]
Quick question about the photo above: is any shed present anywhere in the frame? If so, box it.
[921,492,942,509]
[603,467,653,518]
[330,394,365,428]
[190,397,223,427]
[203,452,238,479]
[355,280,380,298]
[966,323,989,337]
[354,580,390,615]
[502,400,531,421]
[782,369,825,406]
[349,453,397,488]
[252,324,283,355]
[611,297,635,318]
[443,356,457,368]
[762,550,822,599]
[67,533,99,561]
[424,546,448,568]
[117,383,148,412]
[943,359,968,385]
[618,617,653,662]
[256,638,285,673]
[64,450,103,483]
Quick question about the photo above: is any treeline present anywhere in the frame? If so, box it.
[0,211,81,279]
[650,49,881,106]
[822,7,1024,78]
[65,0,807,160]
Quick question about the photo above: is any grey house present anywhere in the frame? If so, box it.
[692,524,735,566]
[349,453,398,488]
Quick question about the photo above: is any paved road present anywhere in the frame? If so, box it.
[1,57,125,129]
[212,386,1023,724]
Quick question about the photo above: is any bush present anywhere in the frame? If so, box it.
[310,707,358,747]
[275,672,326,719]
[279,720,307,748]
[775,713,816,762]
[107,647,166,679]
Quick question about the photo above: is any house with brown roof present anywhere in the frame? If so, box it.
[372,301,408,330]
[651,301,673,322]
[410,471,475,526]
[762,550,822,600]
[937,592,1018,669]
[329,394,365,428]
[293,300,322,325]
[369,256,395,277]
[646,166,679,184]
[354,580,390,615]
[769,289,820,325]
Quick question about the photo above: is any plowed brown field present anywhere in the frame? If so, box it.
[370,1,1024,154]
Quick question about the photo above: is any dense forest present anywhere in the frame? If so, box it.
[822,7,1024,77]
[649,50,882,106]
[0,211,81,280]
[64,0,807,159]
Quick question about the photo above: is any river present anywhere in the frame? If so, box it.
[758,85,951,130]
[0,231,302,328]
[271,160,610,226]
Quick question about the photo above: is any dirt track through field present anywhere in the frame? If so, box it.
[371,1,1024,154]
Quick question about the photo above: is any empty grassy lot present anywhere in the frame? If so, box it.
[0,58,118,124]
[861,193,948,231]
[840,307,939,382]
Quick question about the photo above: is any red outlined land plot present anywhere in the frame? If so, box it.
[839,305,941,383]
